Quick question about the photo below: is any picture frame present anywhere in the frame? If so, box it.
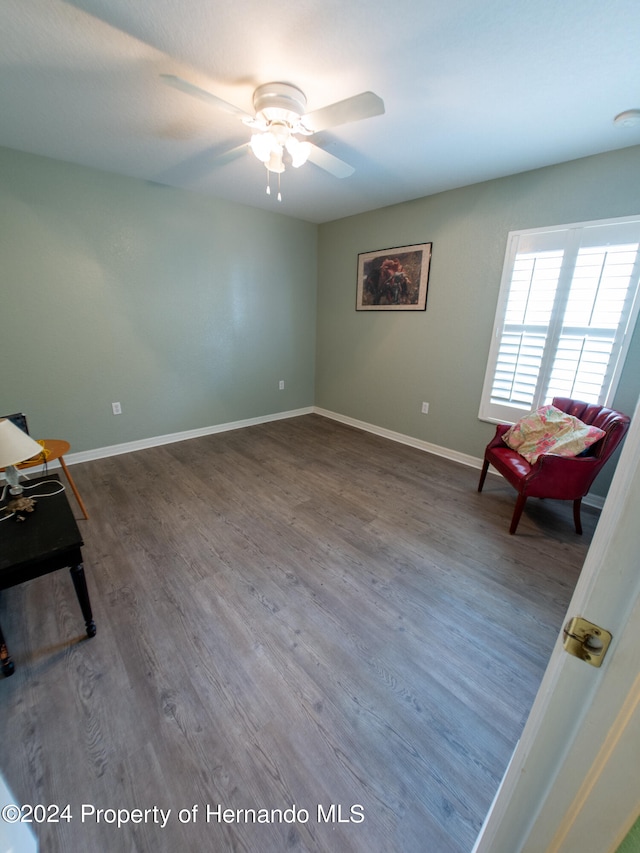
[356,242,432,311]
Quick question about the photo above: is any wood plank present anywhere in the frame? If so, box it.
[0,415,595,852]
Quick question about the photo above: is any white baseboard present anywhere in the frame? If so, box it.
[12,407,313,474]
[312,407,604,510]
[313,407,489,469]
[8,405,604,510]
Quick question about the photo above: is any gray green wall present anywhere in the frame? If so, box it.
[315,145,640,496]
[1,147,317,452]
[2,143,638,498]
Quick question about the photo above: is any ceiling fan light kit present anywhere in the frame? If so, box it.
[162,75,385,201]
[287,137,312,168]
[246,83,314,200]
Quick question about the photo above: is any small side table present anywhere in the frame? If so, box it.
[0,474,96,676]
[14,439,89,520]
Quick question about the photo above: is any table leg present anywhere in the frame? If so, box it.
[59,456,89,520]
[0,620,15,677]
[69,563,96,638]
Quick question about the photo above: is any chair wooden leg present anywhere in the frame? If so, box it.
[478,459,490,492]
[59,456,89,520]
[509,494,527,534]
[573,498,583,535]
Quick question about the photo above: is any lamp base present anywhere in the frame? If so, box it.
[3,495,37,516]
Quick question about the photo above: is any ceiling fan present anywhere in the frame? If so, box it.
[161,75,385,200]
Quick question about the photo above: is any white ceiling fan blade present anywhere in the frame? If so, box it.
[210,143,250,167]
[160,74,253,122]
[303,91,384,133]
[307,144,355,179]
[156,143,249,186]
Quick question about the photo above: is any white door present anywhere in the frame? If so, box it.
[473,394,640,853]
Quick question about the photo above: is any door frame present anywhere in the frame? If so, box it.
[473,394,640,853]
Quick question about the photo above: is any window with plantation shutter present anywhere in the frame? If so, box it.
[479,216,640,424]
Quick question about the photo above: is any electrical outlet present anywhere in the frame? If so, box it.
[421,402,429,414]
[279,380,285,390]
[112,402,122,415]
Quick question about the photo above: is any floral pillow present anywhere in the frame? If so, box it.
[502,405,606,464]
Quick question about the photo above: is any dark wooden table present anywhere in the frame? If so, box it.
[0,475,96,676]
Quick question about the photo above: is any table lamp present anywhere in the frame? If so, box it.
[0,418,45,512]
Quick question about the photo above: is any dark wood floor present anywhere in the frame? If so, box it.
[0,415,597,853]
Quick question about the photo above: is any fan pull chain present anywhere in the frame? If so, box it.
[265,167,283,201]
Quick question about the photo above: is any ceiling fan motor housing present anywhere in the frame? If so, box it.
[160,72,381,186]
[253,83,307,124]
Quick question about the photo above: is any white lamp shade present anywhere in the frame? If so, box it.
[0,419,43,468]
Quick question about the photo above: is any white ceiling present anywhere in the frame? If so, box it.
[3,0,640,224]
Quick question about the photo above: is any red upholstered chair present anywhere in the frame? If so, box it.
[477,397,631,534]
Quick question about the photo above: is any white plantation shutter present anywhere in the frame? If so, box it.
[479,216,640,424]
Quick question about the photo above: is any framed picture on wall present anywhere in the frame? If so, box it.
[356,242,432,311]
